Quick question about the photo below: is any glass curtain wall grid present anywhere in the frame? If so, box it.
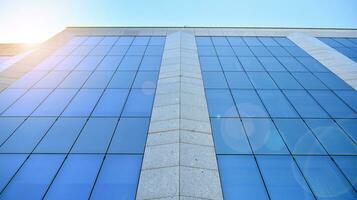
[319,37,357,62]
[197,36,357,200]
[0,35,165,199]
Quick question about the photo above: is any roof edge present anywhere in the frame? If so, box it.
[65,26,357,30]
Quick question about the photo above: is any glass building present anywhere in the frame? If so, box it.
[0,27,356,200]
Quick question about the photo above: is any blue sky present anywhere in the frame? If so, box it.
[0,0,356,43]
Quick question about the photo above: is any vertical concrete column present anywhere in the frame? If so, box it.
[288,32,357,89]
[136,31,223,200]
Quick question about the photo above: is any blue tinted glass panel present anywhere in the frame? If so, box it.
[205,89,238,117]
[34,71,69,88]
[243,37,263,46]
[285,46,309,57]
[97,56,122,70]
[218,155,269,199]
[212,37,229,46]
[239,57,264,71]
[118,56,142,71]
[242,118,288,154]
[291,72,327,89]
[70,45,95,56]
[250,46,272,56]
[276,57,307,72]
[336,119,357,142]
[109,118,149,153]
[83,36,103,45]
[34,56,65,71]
[334,90,357,112]
[202,72,228,89]
[76,56,104,71]
[296,57,328,72]
[2,89,52,117]
[148,36,165,45]
[140,56,162,70]
[89,45,112,56]
[274,119,326,155]
[83,71,114,88]
[216,46,235,56]
[133,71,159,89]
[92,89,129,117]
[269,72,303,89]
[196,37,213,46]
[305,119,357,155]
[34,118,87,153]
[274,37,296,46]
[231,90,268,117]
[258,37,279,46]
[258,90,298,118]
[0,117,25,144]
[233,46,254,56]
[121,89,155,117]
[108,71,136,88]
[32,89,77,116]
[333,156,357,190]
[0,117,55,153]
[225,72,253,89]
[309,90,357,118]
[0,154,27,191]
[62,89,103,117]
[247,72,278,89]
[267,46,290,56]
[258,57,286,71]
[283,90,329,118]
[295,156,356,200]
[197,46,216,56]
[314,73,352,90]
[71,118,117,153]
[199,57,221,71]
[126,45,146,56]
[0,89,27,113]
[9,71,47,88]
[1,154,65,200]
[219,56,242,71]
[44,154,103,200]
[211,118,251,154]
[116,36,134,45]
[257,156,314,200]
[59,71,91,88]
[56,55,84,70]
[90,155,142,200]
[99,37,118,45]
[227,37,246,46]
[132,36,150,45]
[108,45,129,56]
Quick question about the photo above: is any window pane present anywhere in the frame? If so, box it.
[335,90,357,113]
[250,46,272,56]
[211,118,251,154]
[0,89,27,113]
[239,57,264,71]
[9,71,47,88]
[216,46,235,56]
[309,90,357,118]
[233,46,254,56]
[0,117,25,144]
[276,57,307,72]
[247,72,278,89]
[242,118,288,154]
[71,118,117,153]
[2,89,52,117]
[256,156,314,200]
[314,73,353,90]
[296,57,328,72]
[269,72,303,89]
[0,117,55,153]
[91,155,142,200]
[34,118,87,153]
[283,90,329,118]
[92,89,129,117]
[219,57,242,71]
[225,72,253,89]
[274,119,326,155]
[76,56,104,71]
[202,72,228,89]
[258,90,298,118]
[140,56,162,70]
[332,156,357,190]
[83,71,114,88]
[258,57,286,71]
[59,71,91,89]
[218,155,269,199]
[62,89,103,117]
[231,90,268,117]
[0,154,27,191]
[108,71,136,88]
[292,72,327,89]
[132,71,159,89]
[32,89,77,116]
[295,156,356,200]
[336,119,357,142]
[97,56,122,70]
[45,154,103,200]
[56,55,84,70]
[118,56,142,71]
[305,119,357,155]
[1,154,65,200]
[199,57,221,71]
[108,118,149,153]
[121,89,155,117]
[205,89,238,117]
[34,71,69,88]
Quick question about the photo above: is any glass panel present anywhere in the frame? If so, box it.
[1,154,65,200]
[211,118,251,154]
[314,73,353,90]
[274,119,326,155]
[333,156,357,190]
[83,71,114,88]
[71,118,117,153]
[231,90,268,117]
[334,90,357,113]
[108,118,149,153]
[132,71,159,89]
[121,89,155,117]
[0,117,55,153]
[242,118,288,154]
[295,156,356,200]
[257,155,314,200]
[258,90,298,118]
[292,72,327,89]
[239,57,264,71]
[0,154,27,191]
[108,71,136,88]
[62,89,103,117]
[0,89,27,113]
[90,155,142,200]
[247,72,278,89]
[34,118,87,153]
[269,72,303,89]
[202,72,228,89]
[336,119,357,142]
[218,155,269,199]
[59,71,91,89]
[219,56,242,71]
[225,72,253,89]
[92,89,129,117]
[0,117,25,144]
[205,89,238,117]
[44,154,103,200]
[97,56,122,70]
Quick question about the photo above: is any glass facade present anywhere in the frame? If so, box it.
[319,37,357,62]
[0,35,165,199]
[198,36,357,199]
